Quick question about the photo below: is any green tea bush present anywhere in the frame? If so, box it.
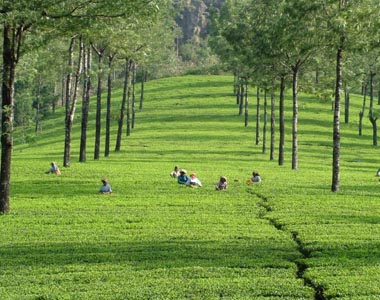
[1,75,379,299]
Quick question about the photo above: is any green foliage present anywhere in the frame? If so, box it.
[210,0,380,94]
[2,75,380,299]
[14,92,35,127]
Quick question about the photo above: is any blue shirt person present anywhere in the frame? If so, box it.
[99,178,112,194]
[177,169,189,184]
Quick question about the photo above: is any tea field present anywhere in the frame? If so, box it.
[1,75,379,299]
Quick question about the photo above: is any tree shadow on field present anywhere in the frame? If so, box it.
[146,79,231,95]
[140,112,239,125]
[11,178,98,198]
[150,92,232,102]
[303,239,380,270]
[0,239,298,270]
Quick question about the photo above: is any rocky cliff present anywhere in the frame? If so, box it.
[176,0,225,45]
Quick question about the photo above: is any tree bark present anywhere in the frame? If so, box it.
[0,24,20,213]
[105,54,115,157]
[278,75,285,166]
[262,88,268,154]
[270,78,276,161]
[115,58,132,151]
[126,61,133,137]
[139,68,147,110]
[92,45,105,160]
[256,87,260,145]
[79,45,92,162]
[344,88,349,124]
[236,82,240,105]
[359,83,367,136]
[292,65,299,170]
[238,79,243,116]
[63,37,75,167]
[369,72,378,146]
[331,38,344,192]
[233,71,238,96]
[131,61,137,129]
[64,36,83,167]
[243,78,248,128]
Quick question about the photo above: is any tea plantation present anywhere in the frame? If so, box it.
[1,75,379,299]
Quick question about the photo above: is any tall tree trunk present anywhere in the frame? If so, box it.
[369,71,378,146]
[262,88,268,154]
[0,24,22,213]
[292,65,299,170]
[126,60,133,137]
[236,82,240,105]
[92,46,105,160]
[233,71,239,96]
[243,78,248,127]
[131,61,137,129]
[344,88,349,124]
[256,87,260,145]
[105,54,115,157]
[139,68,146,110]
[331,37,344,192]
[359,83,367,136]
[64,37,83,166]
[63,37,76,167]
[115,58,132,151]
[79,45,92,162]
[270,78,276,161]
[239,80,244,116]
[278,75,286,166]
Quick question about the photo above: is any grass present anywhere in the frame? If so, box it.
[1,74,380,299]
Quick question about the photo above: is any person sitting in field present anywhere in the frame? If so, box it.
[215,176,228,190]
[186,173,202,187]
[247,171,261,184]
[46,161,61,175]
[99,178,112,194]
[177,169,189,184]
[170,165,180,178]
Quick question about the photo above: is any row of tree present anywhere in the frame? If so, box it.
[209,0,380,192]
[0,0,184,214]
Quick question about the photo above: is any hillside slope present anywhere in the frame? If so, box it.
[2,75,380,299]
